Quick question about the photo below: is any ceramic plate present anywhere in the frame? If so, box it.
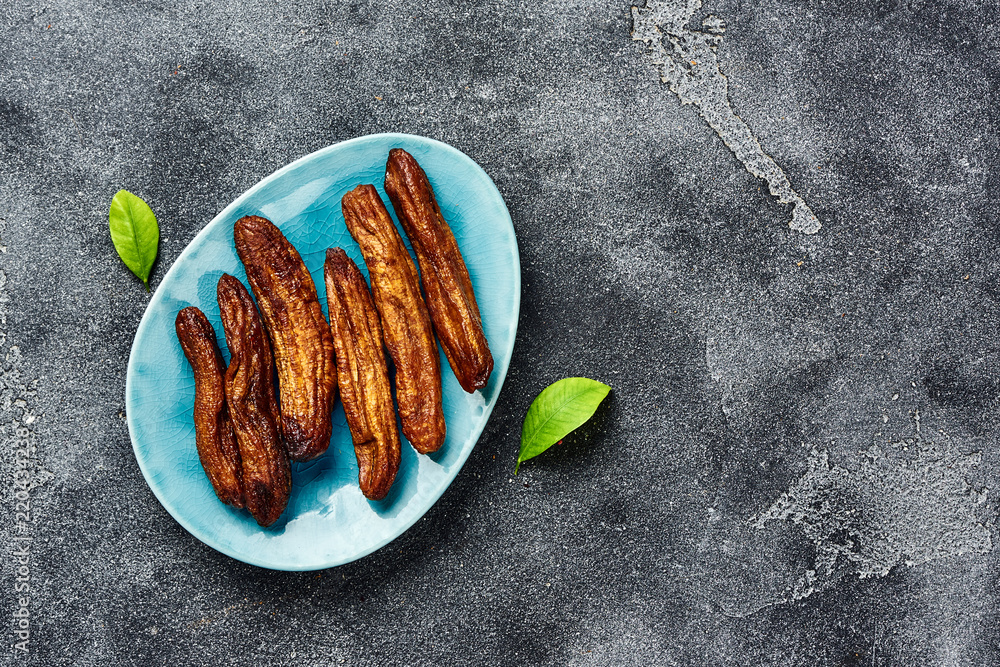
[125,133,520,570]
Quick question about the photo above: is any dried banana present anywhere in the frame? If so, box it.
[341,184,445,454]
[217,274,291,527]
[175,307,244,508]
[234,215,337,461]
[383,148,493,393]
[324,248,400,500]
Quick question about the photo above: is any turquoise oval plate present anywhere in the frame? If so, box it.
[125,133,520,571]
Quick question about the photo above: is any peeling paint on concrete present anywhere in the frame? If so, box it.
[705,323,834,421]
[631,0,821,234]
[754,426,991,587]
[697,423,994,619]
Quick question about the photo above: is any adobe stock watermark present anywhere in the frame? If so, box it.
[10,421,36,654]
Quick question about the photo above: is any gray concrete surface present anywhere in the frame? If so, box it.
[2,0,999,664]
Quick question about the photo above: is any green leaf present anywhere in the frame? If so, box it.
[516,377,611,474]
[109,189,159,291]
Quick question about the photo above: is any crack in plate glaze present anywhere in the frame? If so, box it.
[125,133,520,571]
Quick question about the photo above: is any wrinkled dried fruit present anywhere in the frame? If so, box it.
[234,215,337,461]
[217,274,291,527]
[341,184,445,454]
[324,248,401,500]
[383,148,494,393]
[175,307,244,508]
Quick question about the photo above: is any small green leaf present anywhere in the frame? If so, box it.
[109,189,159,291]
[516,377,611,473]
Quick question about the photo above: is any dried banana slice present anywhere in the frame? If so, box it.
[324,248,400,500]
[384,148,493,393]
[342,184,445,454]
[217,274,291,527]
[234,215,337,461]
[175,307,244,508]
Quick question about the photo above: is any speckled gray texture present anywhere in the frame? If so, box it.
[2,0,999,665]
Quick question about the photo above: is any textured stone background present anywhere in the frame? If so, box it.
[2,0,999,665]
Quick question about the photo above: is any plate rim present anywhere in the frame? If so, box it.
[125,132,521,571]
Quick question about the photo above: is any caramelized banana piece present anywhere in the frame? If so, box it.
[217,274,291,527]
[324,248,400,500]
[341,184,445,454]
[383,148,494,393]
[175,307,244,508]
[234,215,337,461]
